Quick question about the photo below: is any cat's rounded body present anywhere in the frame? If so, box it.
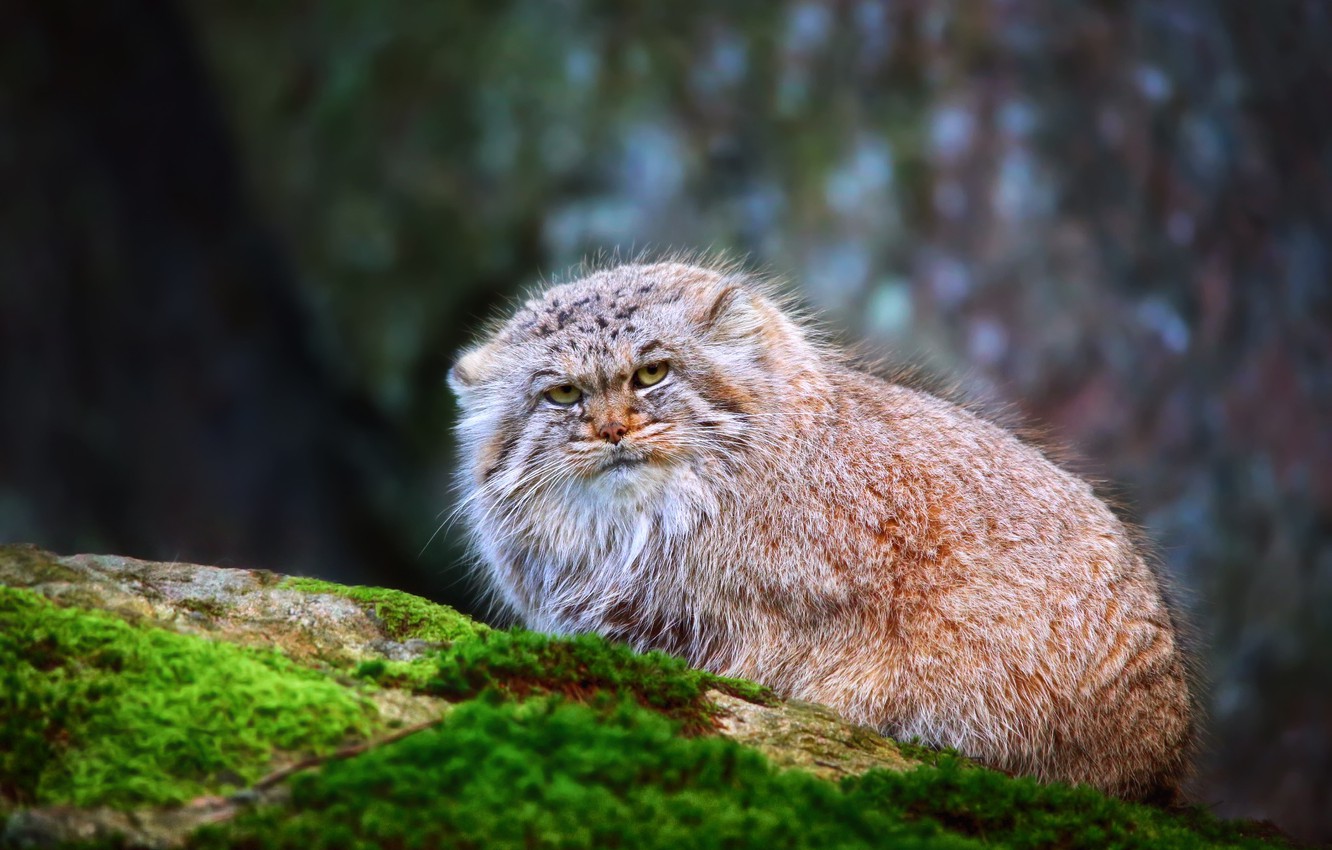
[449,261,1194,800]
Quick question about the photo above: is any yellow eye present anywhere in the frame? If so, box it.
[544,384,582,406]
[633,361,669,388]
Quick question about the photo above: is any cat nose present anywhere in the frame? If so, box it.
[598,421,627,445]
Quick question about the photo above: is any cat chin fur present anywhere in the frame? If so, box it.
[470,459,718,636]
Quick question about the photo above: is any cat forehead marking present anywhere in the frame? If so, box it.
[510,274,683,353]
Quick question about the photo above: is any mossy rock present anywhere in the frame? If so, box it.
[276,576,484,645]
[0,546,1292,849]
[0,586,378,809]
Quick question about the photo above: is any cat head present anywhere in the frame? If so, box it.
[449,262,818,499]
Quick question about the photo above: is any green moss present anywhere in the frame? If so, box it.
[423,629,772,733]
[351,656,440,691]
[0,587,378,808]
[0,544,83,586]
[189,697,1286,850]
[0,572,1288,849]
[279,577,483,643]
[190,698,958,850]
[844,762,1290,849]
[892,738,971,769]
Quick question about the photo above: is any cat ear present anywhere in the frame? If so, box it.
[697,283,766,343]
[447,344,493,400]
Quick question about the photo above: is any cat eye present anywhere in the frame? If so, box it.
[544,384,583,406]
[633,361,669,388]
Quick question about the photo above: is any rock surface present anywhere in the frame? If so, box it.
[0,545,1292,849]
[0,545,920,848]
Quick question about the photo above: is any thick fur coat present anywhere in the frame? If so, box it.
[449,260,1194,800]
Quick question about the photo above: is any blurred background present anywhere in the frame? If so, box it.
[1,0,1328,840]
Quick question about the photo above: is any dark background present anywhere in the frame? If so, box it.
[1,0,1328,841]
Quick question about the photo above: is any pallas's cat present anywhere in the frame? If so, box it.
[449,260,1194,800]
